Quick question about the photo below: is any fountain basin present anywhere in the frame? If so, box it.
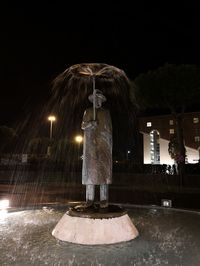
[52,205,139,244]
[1,204,200,265]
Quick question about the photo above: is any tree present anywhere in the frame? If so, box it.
[168,133,186,174]
[0,126,16,153]
[27,137,50,155]
[134,63,200,175]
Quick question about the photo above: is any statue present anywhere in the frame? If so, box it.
[52,64,139,244]
[51,63,133,211]
[81,89,112,209]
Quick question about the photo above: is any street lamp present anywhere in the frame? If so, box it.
[75,135,83,144]
[75,135,83,160]
[127,150,131,160]
[48,115,56,139]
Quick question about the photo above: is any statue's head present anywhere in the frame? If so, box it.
[88,90,106,108]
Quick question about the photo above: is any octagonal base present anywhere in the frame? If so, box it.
[52,205,139,245]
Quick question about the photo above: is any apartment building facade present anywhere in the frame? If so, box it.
[139,112,200,164]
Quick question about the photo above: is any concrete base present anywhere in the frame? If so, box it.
[52,206,139,245]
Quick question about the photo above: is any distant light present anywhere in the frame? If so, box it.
[161,199,172,208]
[127,150,131,154]
[147,122,152,127]
[75,135,83,143]
[48,115,56,122]
[0,199,9,210]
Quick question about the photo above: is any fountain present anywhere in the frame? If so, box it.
[1,63,200,265]
[51,63,138,244]
[1,205,200,265]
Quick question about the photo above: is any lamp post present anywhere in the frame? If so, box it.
[47,115,56,157]
[48,115,56,139]
[75,135,83,160]
[127,150,131,160]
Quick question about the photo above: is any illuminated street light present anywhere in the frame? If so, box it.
[48,115,56,139]
[75,135,83,160]
[75,135,83,143]
[127,150,131,160]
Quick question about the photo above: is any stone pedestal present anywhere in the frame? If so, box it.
[52,205,139,245]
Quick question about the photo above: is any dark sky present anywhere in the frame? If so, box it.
[1,3,200,125]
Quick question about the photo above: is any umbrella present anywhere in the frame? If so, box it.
[49,63,136,137]
[52,63,135,109]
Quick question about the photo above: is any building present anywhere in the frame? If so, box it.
[139,112,200,164]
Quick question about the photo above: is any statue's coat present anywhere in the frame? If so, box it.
[82,107,112,185]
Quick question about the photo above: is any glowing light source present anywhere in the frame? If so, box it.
[0,199,9,210]
[48,115,56,122]
[48,115,56,139]
[75,135,83,160]
[75,135,83,143]
[161,199,172,208]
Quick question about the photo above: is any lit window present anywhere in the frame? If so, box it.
[169,120,174,125]
[194,136,200,142]
[147,122,152,127]
[193,117,199,124]
[169,129,174,134]
[150,130,160,164]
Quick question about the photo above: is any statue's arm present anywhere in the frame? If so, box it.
[81,109,97,130]
[81,121,97,130]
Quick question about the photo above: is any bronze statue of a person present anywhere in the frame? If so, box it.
[81,89,112,209]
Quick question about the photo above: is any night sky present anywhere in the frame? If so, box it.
[1,3,200,125]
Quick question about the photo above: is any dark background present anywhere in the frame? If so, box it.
[1,2,200,125]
